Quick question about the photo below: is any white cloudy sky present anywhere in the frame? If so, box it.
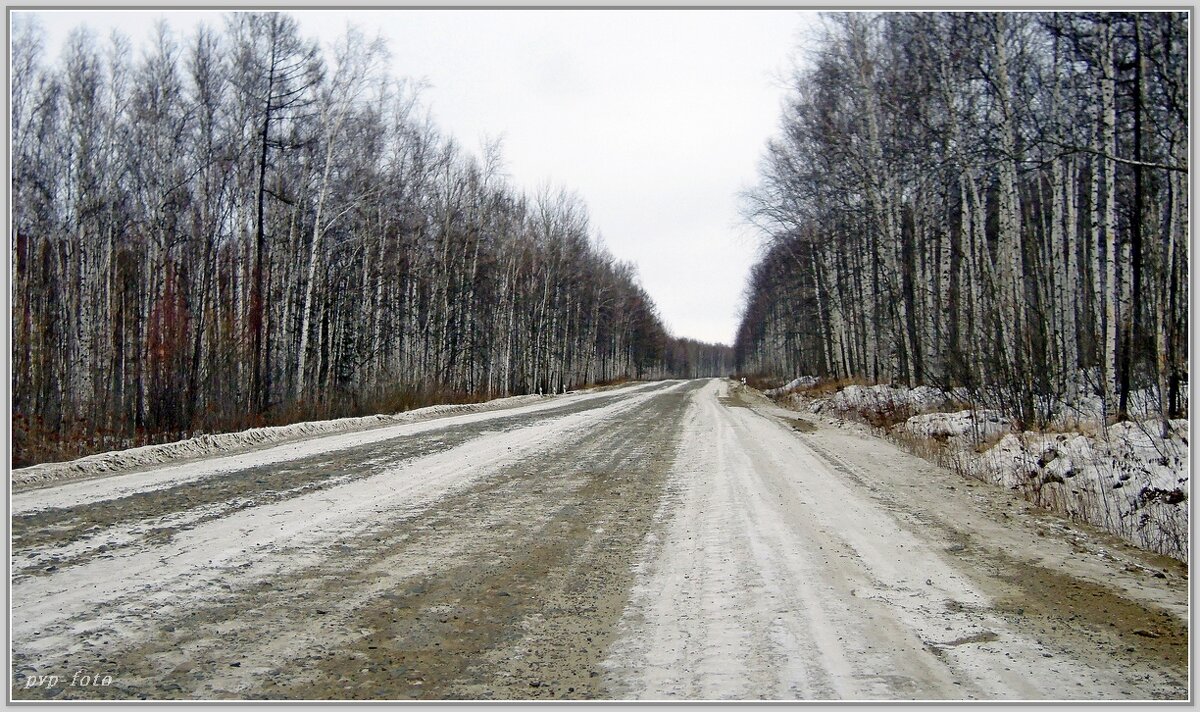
[27,9,814,345]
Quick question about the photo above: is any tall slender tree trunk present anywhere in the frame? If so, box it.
[1119,16,1146,419]
[1090,19,1121,421]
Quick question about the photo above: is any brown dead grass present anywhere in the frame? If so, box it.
[742,374,786,391]
[800,376,871,398]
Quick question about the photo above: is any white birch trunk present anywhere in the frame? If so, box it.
[1098,22,1119,419]
[992,15,1025,382]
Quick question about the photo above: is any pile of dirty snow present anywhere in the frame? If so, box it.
[776,378,1189,561]
[973,420,1189,492]
[963,419,1189,560]
[772,377,1185,561]
[763,376,819,398]
[809,384,948,421]
[904,410,1012,442]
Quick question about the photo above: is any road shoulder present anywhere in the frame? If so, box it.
[737,382,1188,698]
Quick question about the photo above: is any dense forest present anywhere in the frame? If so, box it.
[10,13,729,466]
[736,12,1187,428]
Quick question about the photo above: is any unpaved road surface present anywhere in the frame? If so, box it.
[10,379,1188,700]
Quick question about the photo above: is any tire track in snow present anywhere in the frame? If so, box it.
[603,379,1153,700]
[12,381,670,516]
[12,383,674,579]
[11,381,687,675]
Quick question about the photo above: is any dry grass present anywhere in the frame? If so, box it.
[742,374,786,391]
[1031,418,1104,438]
[795,376,870,398]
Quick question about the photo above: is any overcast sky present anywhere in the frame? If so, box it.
[27,9,814,345]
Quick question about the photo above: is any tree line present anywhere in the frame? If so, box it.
[737,12,1187,428]
[11,12,727,467]
[662,338,734,380]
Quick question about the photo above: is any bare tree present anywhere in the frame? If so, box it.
[12,11,716,467]
[737,11,1188,431]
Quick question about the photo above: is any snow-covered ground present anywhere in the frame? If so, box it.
[766,377,1189,561]
[809,383,950,417]
[603,380,1181,699]
[763,376,818,397]
[12,382,682,669]
[11,386,653,491]
[904,410,1011,442]
[11,378,1186,700]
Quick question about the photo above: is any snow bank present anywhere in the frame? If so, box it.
[12,393,549,488]
[965,419,1190,560]
[810,384,947,421]
[781,377,1189,561]
[974,420,1189,492]
[904,410,1011,441]
[763,376,819,398]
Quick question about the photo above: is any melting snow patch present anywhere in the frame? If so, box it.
[808,384,949,422]
[776,378,1189,561]
[905,410,1011,441]
[763,376,820,398]
[964,419,1190,560]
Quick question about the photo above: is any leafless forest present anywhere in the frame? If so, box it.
[10,14,732,466]
[9,12,1191,701]
[736,12,1187,428]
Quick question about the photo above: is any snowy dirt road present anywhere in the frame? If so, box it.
[9,379,1188,701]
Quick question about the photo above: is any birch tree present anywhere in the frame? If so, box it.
[737,11,1188,431]
[12,11,709,467]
